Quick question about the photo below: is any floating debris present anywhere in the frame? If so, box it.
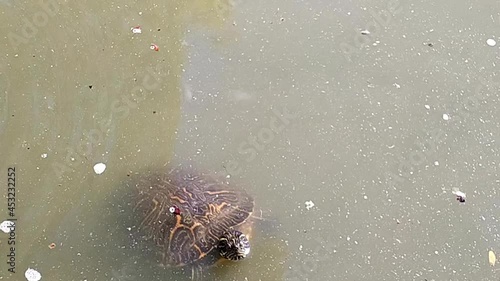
[305,200,315,210]
[486,38,496,47]
[41,153,48,159]
[0,220,14,233]
[434,161,439,166]
[150,43,159,51]
[489,250,496,266]
[360,30,370,35]
[131,26,142,34]
[424,104,430,110]
[442,113,450,121]
[93,163,106,175]
[25,268,42,281]
[452,188,466,203]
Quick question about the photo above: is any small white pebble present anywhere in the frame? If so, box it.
[25,268,42,281]
[434,161,439,166]
[93,163,106,175]
[363,195,368,200]
[0,221,14,233]
[41,153,48,159]
[424,104,430,110]
[486,38,496,47]
[361,30,370,35]
[442,113,450,120]
[305,200,315,210]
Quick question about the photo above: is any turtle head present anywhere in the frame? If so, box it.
[218,230,250,261]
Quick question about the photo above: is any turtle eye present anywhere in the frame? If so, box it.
[169,206,181,215]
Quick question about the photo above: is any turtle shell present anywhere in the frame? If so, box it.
[134,168,254,267]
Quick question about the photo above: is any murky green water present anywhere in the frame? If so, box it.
[1,0,500,280]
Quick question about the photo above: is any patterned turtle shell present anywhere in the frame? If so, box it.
[134,168,254,267]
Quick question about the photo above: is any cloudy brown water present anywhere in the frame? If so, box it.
[2,0,500,280]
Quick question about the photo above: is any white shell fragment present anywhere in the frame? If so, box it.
[442,113,450,121]
[424,104,430,110]
[486,38,496,47]
[489,250,496,266]
[131,26,142,34]
[93,163,106,175]
[25,268,42,281]
[452,188,466,203]
[305,200,315,210]
[41,153,48,158]
[0,220,14,233]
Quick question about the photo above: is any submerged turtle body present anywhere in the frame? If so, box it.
[133,167,254,268]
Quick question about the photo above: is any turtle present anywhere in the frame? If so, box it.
[133,167,255,279]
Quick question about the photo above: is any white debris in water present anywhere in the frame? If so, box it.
[25,268,41,281]
[424,104,430,110]
[452,188,465,197]
[452,187,466,203]
[0,220,14,233]
[131,26,142,34]
[442,113,450,121]
[305,200,315,210]
[93,163,106,175]
[434,161,439,166]
[486,38,496,47]
[489,250,496,266]
[360,29,370,35]
[41,153,48,159]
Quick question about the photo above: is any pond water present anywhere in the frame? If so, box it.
[1,0,500,280]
